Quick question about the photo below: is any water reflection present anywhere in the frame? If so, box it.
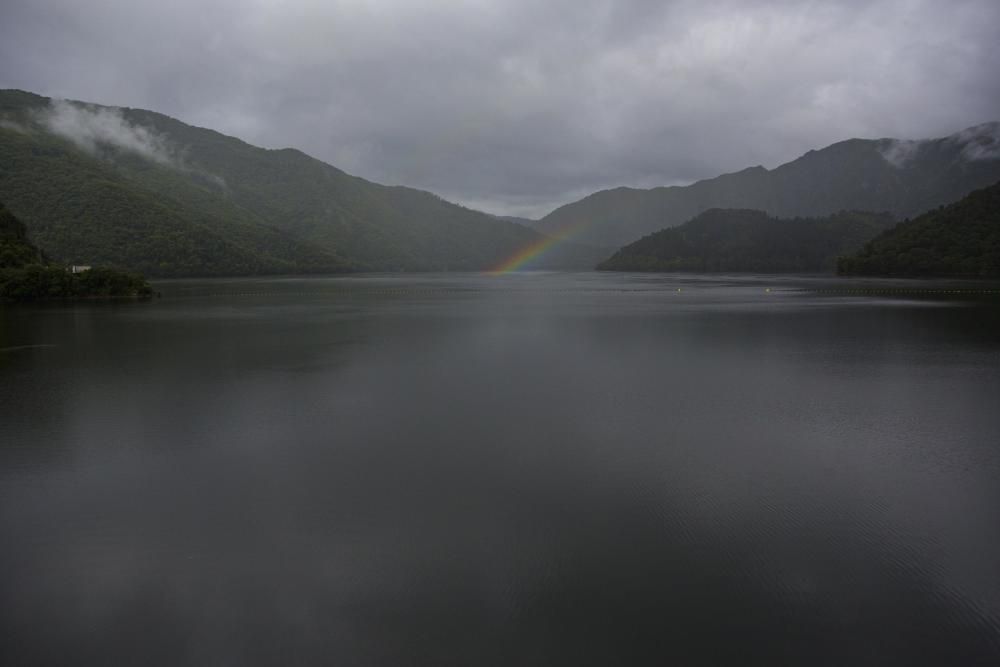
[1,273,999,665]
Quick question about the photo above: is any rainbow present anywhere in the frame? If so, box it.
[487,220,589,274]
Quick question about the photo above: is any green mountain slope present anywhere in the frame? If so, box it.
[0,198,152,300]
[597,209,895,273]
[0,199,44,268]
[0,90,600,276]
[838,181,1000,277]
[538,124,1000,249]
[0,128,354,276]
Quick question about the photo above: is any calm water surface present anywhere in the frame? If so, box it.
[2,272,1000,665]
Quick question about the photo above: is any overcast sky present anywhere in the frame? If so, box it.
[2,0,999,217]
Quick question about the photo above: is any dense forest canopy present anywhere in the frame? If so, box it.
[0,198,152,299]
[838,181,1000,277]
[0,199,43,268]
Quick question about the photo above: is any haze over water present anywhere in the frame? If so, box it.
[2,272,1000,666]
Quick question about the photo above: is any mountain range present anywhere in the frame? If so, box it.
[0,90,605,276]
[536,123,1000,249]
[2,89,998,277]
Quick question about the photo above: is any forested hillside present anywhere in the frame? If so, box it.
[597,209,894,273]
[838,181,1000,277]
[0,90,602,276]
[0,198,152,299]
[0,199,43,268]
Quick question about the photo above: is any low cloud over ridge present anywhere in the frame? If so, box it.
[38,99,179,167]
[35,100,227,189]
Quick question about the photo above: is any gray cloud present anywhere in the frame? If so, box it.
[954,122,1000,161]
[34,99,228,188]
[878,122,1000,168]
[2,0,999,217]
[38,99,180,167]
[879,140,922,168]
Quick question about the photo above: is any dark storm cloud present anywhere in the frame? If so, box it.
[2,0,999,217]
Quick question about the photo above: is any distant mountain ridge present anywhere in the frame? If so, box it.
[597,209,895,273]
[537,123,1000,249]
[0,89,604,276]
[494,215,538,226]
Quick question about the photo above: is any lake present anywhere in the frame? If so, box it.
[2,272,999,666]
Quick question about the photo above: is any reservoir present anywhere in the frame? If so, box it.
[2,272,999,665]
